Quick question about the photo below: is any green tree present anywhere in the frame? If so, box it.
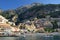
[51,20,58,29]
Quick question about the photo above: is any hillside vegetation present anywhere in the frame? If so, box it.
[0,3,60,25]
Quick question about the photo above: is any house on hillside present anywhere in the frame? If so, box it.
[43,21,53,28]
[34,19,53,28]
[0,15,20,36]
[0,23,20,36]
[25,21,36,32]
[0,15,8,23]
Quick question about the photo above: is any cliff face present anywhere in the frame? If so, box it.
[0,3,60,25]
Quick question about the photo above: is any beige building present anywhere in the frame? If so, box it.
[0,23,20,36]
[0,15,20,36]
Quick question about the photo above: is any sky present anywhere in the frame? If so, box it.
[0,0,60,10]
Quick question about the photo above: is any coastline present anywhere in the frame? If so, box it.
[20,32,60,36]
[0,32,60,37]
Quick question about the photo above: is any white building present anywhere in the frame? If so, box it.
[0,15,8,23]
[0,15,20,36]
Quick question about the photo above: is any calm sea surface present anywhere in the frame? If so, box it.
[0,33,60,40]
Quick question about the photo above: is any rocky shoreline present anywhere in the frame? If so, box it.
[20,32,60,37]
[27,33,60,35]
[0,32,60,37]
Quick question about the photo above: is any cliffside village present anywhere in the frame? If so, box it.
[0,15,20,36]
[0,15,60,36]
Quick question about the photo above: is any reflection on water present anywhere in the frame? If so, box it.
[0,35,60,40]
